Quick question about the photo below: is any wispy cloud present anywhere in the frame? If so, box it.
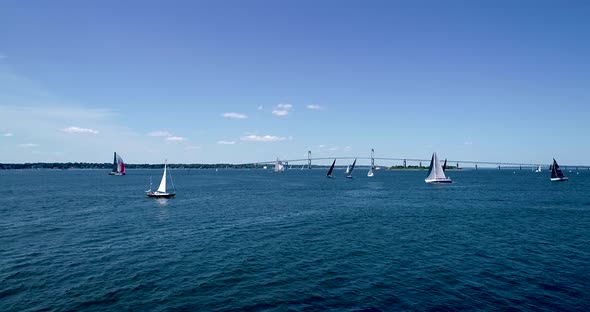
[217,140,236,145]
[165,136,186,142]
[185,145,201,150]
[61,126,99,134]
[464,141,473,145]
[272,103,293,117]
[0,54,6,60]
[18,143,38,148]
[222,112,248,119]
[306,104,323,110]
[3,133,14,137]
[240,134,287,142]
[257,105,263,110]
[147,130,173,137]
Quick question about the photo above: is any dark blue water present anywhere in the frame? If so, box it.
[1,169,590,311]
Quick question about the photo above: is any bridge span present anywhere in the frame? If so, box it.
[238,156,590,170]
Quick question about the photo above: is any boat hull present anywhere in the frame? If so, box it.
[109,172,125,176]
[425,178,453,184]
[147,192,176,198]
[550,177,568,182]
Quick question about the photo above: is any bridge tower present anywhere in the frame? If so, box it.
[456,162,459,169]
[403,159,407,168]
[475,164,478,170]
[370,148,375,169]
[307,151,312,169]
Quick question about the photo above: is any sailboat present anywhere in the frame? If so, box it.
[425,153,452,184]
[368,148,375,177]
[146,160,176,198]
[274,158,285,173]
[326,159,336,178]
[534,166,542,173]
[108,152,126,175]
[550,158,568,182]
[442,159,447,172]
[346,159,356,178]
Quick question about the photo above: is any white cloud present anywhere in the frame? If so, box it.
[328,146,339,151]
[306,104,323,110]
[272,103,293,117]
[240,134,287,142]
[3,133,14,137]
[222,112,248,119]
[464,141,473,145]
[147,130,173,137]
[217,140,236,145]
[185,145,201,150]
[165,136,186,142]
[61,126,99,134]
[0,54,6,60]
[18,143,38,148]
[257,105,263,110]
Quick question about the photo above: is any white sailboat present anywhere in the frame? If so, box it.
[108,152,126,175]
[274,158,285,173]
[534,166,542,173]
[550,158,568,182]
[346,159,356,178]
[425,153,452,184]
[146,160,176,198]
[367,167,374,177]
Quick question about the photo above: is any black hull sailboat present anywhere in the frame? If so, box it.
[550,158,568,182]
[326,159,336,178]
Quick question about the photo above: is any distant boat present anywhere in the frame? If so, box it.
[550,158,568,182]
[274,158,285,173]
[425,153,452,184]
[326,159,336,178]
[146,160,176,198]
[346,159,356,178]
[442,158,448,173]
[108,152,126,175]
[535,166,542,173]
[367,166,374,177]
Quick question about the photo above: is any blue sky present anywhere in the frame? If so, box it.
[1,0,589,165]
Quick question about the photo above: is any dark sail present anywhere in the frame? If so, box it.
[327,159,336,177]
[443,159,447,172]
[350,159,356,174]
[112,152,118,172]
[552,158,565,179]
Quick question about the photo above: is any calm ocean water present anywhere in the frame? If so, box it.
[1,168,590,311]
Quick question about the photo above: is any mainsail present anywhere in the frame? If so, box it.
[327,159,336,177]
[157,161,167,193]
[346,159,356,178]
[112,152,118,172]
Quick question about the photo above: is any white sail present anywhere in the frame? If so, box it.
[157,161,167,193]
[274,158,285,172]
[425,153,451,183]
[368,167,374,177]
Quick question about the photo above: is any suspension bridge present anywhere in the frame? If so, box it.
[237,150,590,170]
